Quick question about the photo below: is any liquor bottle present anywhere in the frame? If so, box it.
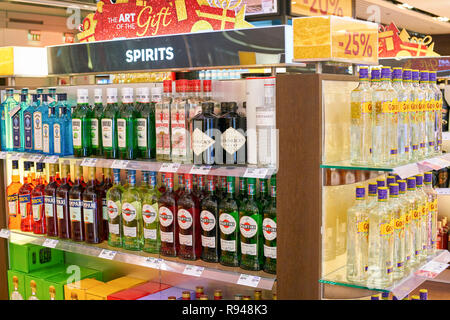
[1,88,18,151]
[118,88,138,160]
[56,164,72,239]
[171,79,192,163]
[102,88,120,159]
[257,77,277,167]
[43,104,56,155]
[371,68,381,89]
[391,67,410,164]
[419,289,428,300]
[219,176,240,267]
[412,70,426,159]
[176,174,185,198]
[106,169,124,247]
[405,177,419,268]
[155,81,172,161]
[195,175,206,203]
[189,79,203,116]
[142,171,160,253]
[217,176,227,200]
[159,173,178,257]
[91,88,103,156]
[57,94,73,156]
[98,168,112,241]
[12,94,26,152]
[415,174,428,262]
[237,177,247,208]
[214,290,223,300]
[177,174,201,260]
[367,187,394,287]
[159,172,167,194]
[402,69,415,162]
[263,175,277,274]
[23,94,34,153]
[203,80,220,114]
[389,183,405,280]
[11,276,23,300]
[182,291,191,300]
[31,163,46,235]
[366,182,378,210]
[72,89,92,157]
[19,162,34,232]
[122,170,143,250]
[69,165,85,242]
[137,87,156,159]
[200,175,220,262]
[420,71,435,157]
[32,92,45,154]
[398,180,412,272]
[221,102,246,165]
[53,96,64,157]
[258,178,270,211]
[28,280,39,300]
[429,72,443,153]
[191,102,220,165]
[44,164,59,237]
[84,166,103,244]
[7,160,22,230]
[423,172,438,255]
[350,66,372,165]
[195,286,204,300]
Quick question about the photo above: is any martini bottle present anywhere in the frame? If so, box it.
[106,169,124,248]
[258,178,270,211]
[159,173,178,257]
[118,88,138,160]
[263,175,277,274]
[121,170,143,250]
[200,176,220,262]
[142,172,160,253]
[72,89,92,157]
[102,88,120,159]
[91,89,103,156]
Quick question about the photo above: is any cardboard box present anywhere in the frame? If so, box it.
[7,270,26,300]
[139,287,195,300]
[24,266,67,300]
[64,278,104,300]
[9,243,64,273]
[85,283,123,300]
[133,282,171,295]
[107,288,150,300]
[106,276,146,291]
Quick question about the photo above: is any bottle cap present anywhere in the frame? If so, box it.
[420,70,429,81]
[122,87,134,102]
[356,186,365,199]
[94,88,102,103]
[378,187,388,201]
[381,292,390,299]
[199,295,208,300]
[412,70,420,81]
[368,182,377,195]
[42,94,48,102]
[77,88,89,98]
[387,176,396,186]
[163,80,172,93]
[398,180,407,193]
[32,94,39,102]
[151,86,163,102]
[407,177,416,189]
[182,291,191,299]
[107,87,118,97]
[376,179,385,188]
[21,94,27,102]
[203,80,212,92]
[358,66,369,79]
[12,160,19,169]
[402,69,412,81]
[415,174,423,186]
[392,67,402,80]
[192,79,201,92]
[429,71,437,81]
[57,93,67,101]
[371,68,381,80]
[424,172,433,184]
[389,183,399,196]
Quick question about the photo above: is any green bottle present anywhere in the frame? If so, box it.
[102,88,120,159]
[263,175,277,274]
[239,178,263,271]
[258,178,270,211]
[118,88,138,160]
[72,89,92,157]
[91,89,103,156]
[142,171,160,253]
[106,169,124,248]
[237,177,247,208]
[136,87,156,159]
[219,176,240,267]
[121,170,143,250]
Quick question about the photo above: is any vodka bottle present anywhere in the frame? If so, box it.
[155,81,172,161]
[389,183,405,280]
[402,69,415,162]
[171,80,192,163]
[415,174,428,262]
[368,187,394,287]
[405,177,418,268]
[366,182,378,210]
[398,180,411,271]
[391,68,410,164]
[350,66,372,165]
[412,70,426,159]
[423,172,438,255]
[370,68,381,89]
[346,186,368,283]
[420,71,435,157]
[429,72,443,153]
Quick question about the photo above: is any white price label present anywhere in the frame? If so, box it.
[415,261,449,279]
[42,239,59,248]
[81,158,98,167]
[160,163,181,173]
[244,168,269,179]
[44,156,59,164]
[394,163,420,179]
[442,131,450,141]
[0,152,7,159]
[142,257,162,269]
[98,249,117,260]
[0,229,10,239]
[182,265,204,277]
[29,154,43,162]
[190,165,212,175]
[436,188,450,195]
[111,160,129,169]
[237,274,261,287]
[10,153,23,161]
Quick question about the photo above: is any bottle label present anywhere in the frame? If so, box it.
[256,109,275,126]
[178,209,193,229]
[381,101,392,113]
[24,112,33,150]
[83,201,95,224]
[201,235,216,248]
[102,199,108,220]
[220,239,236,252]
[159,207,174,227]
[221,128,246,155]
[394,216,404,230]
[33,112,43,151]
[391,99,399,113]
[91,119,99,147]
[54,123,61,154]
[144,228,157,240]
[72,119,82,147]
[142,204,157,224]
[56,197,65,219]
[31,196,43,221]
[123,226,136,237]
[412,209,420,220]
[69,199,83,222]
[12,113,21,149]
[264,244,276,259]
[171,108,186,156]
[200,210,216,232]
[107,200,119,220]
[241,242,257,255]
[399,101,408,112]
[380,221,394,236]
[219,213,237,235]
[155,105,170,155]
[109,223,119,235]
[240,216,258,238]
[122,202,136,222]
[160,230,173,243]
[44,196,54,218]
[42,124,50,153]
[179,233,193,246]
[8,194,18,216]
[117,119,127,148]
[19,194,31,219]
[262,218,277,241]
[137,118,147,147]
[192,128,215,156]
[420,205,427,217]
[101,119,113,147]
[405,212,411,224]
[361,102,372,114]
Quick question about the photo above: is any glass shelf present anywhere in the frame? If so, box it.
[5,230,276,291]
[321,153,450,179]
[320,250,450,299]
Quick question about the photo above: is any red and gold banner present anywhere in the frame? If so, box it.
[77,0,253,43]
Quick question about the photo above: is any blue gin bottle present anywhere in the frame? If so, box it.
[32,93,47,154]
[12,94,26,152]
[23,94,34,153]
[42,98,56,156]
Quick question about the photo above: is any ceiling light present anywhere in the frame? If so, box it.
[434,16,450,22]
[10,0,97,11]
[398,3,414,10]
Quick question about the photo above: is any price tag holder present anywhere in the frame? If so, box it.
[442,131,450,141]
[0,152,7,159]
[415,261,449,279]
[436,188,450,195]
[182,265,204,277]
[81,158,98,167]
[10,153,23,161]
[44,156,59,164]
[29,154,43,162]
[237,274,261,287]
[42,239,59,248]
[98,249,117,260]
[160,163,181,173]
[111,160,129,169]
[190,165,212,175]
[0,229,10,239]
[142,257,161,269]
[244,168,269,179]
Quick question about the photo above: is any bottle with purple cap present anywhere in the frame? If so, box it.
[403,69,418,161]
[398,179,412,272]
[429,71,443,153]
[423,172,438,255]
[366,182,378,210]
[371,68,381,88]
[389,183,405,280]
[412,70,426,159]
[415,174,428,261]
[419,71,435,157]
[392,67,410,164]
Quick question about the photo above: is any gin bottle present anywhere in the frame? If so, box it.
[221,102,246,165]
[412,70,426,159]
[429,72,443,153]
[420,71,435,157]
[384,67,399,165]
[12,94,26,152]
[84,166,104,244]
[32,92,46,154]
[389,183,405,280]
[69,164,85,242]
[368,187,394,287]
[121,170,143,250]
[346,186,368,283]
[159,173,178,257]
[200,176,220,263]
[1,88,18,151]
[398,180,412,271]
[106,169,124,248]
[391,68,410,164]
[142,172,160,253]
[155,81,172,161]
[43,104,56,155]
[257,77,277,167]
[72,89,92,157]
[23,95,35,153]
[118,88,138,160]
[56,164,72,239]
[415,174,428,261]
[171,80,192,163]
[423,172,438,255]
[263,175,277,274]
[402,69,415,162]
[191,102,220,165]
[350,66,372,165]
[136,87,156,159]
[102,88,120,159]
[91,88,104,156]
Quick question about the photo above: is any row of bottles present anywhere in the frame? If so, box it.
[178,287,275,300]
[346,173,438,287]
[371,289,429,300]
[350,67,443,166]
[1,88,73,156]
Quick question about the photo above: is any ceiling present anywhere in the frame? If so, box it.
[356,0,450,35]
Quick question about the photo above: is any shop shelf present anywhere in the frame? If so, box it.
[321,152,450,179]
[319,250,450,299]
[5,229,276,291]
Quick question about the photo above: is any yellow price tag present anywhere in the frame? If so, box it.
[291,0,353,18]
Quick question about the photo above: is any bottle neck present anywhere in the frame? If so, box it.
[12,169,20,182]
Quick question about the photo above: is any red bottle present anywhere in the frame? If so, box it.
[19,162,34,232]
[159,173,178,257]
[44,164,60,237]
[158,173,166,194]
[177,174,201,260]
[175,174,185,198]
[69,165,86,242]
[194,175,206,203]
[31,163,47,234]
[56,164,72,239]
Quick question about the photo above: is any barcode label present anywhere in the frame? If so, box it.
[98,249,117,260]
[182,265,204,277]
[237,274,261,287]
[244,168,269,179]
[160,163,181,173]
[42,239,59,248]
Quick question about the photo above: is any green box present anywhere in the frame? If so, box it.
[24,266,67,300]
[7,270,26,300]
[9,243,65,273]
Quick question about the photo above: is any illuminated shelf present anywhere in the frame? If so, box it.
[6,230,276,290]
[321,153,450,178]
[319,250,450,299]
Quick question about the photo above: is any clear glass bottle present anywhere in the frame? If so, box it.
[350,66,372,165]
[423,172,438,255]
[420,71,435,157]
[121,170,143,250]
[415,174,428,262]
[171,79,192,163]
[155,81,172,161]
[389,183,405,280]
[402,69,415,162]
[391,68,410,164]
[106,169,124,248]
[412,70,426,159]
[404,178,418,269]
[1,88,18,151]
[257,77,277,167]
[429,72,443,153]
[346,186,368,283]
[397,180,411,272]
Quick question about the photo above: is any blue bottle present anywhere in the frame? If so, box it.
[1,88,19,151]
[12,94,26,152]
[42,96,56,155]
[54,93,73,156]
[32,93,47,154]
[23,94,34,153]
[61,106,73,156]
[21,88,31,106]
